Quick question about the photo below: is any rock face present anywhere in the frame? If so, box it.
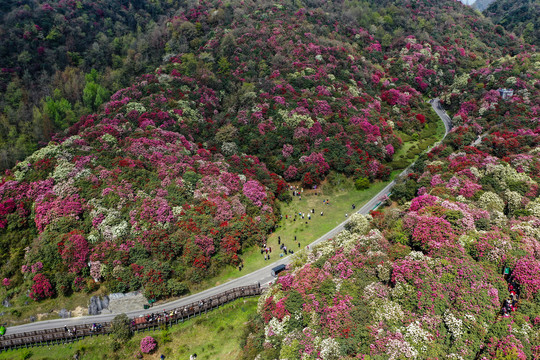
[58,308,71,319]
[88,295,110,316]
[2,298,11,308]
[107,291,147,313]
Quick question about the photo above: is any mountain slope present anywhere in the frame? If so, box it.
[484,0,540,45]
[0,0,184,169]
[241,52,540,360]
[0,0,537,348]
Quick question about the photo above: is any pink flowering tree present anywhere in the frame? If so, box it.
[140,336,157,353]
[194,235,216,257]
[284,165,298,181]
[512,256,540,299]
[242,180,267,207]
[411,216,458,253]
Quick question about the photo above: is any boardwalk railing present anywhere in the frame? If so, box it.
[0,284,263,352]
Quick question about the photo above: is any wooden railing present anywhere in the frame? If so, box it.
[0,284,263,352]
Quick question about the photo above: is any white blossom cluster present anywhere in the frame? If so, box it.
[265,315,290,340]
[386,338,418,360]
[511,322,533,340]
[510,221,540,239]
[176,99,202,123]
[125,101,147,114]
[373,299,405,323]
[363,281,389,301]
[458,233,476,247]
[527,199,540,217]
[377,262,392,282]
[52,158,76,182]
[391,281,416,302]
[486,163,532,189]
[319,337,341,360]
[344,213,370,235]
[487,237,512,263]
[504,190,523,214]
[490,210,508,228]
[404,321,433,349]
[89,200,130,242]
[100,133,117,145]
[277,109,314,128]
[477,191,505,212]
[443,310,463,340]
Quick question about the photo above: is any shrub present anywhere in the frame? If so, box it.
[111,313,132,342]
[167,279,189,297]
[355,177,370,190]
[140,336,157,353]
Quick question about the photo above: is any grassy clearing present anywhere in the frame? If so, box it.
[0,298,258,360]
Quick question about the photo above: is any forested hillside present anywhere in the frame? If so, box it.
[0,0,539,358]
[0,0,187,169]
[484,0,540,46]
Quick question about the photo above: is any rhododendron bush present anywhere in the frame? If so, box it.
[140,336,157,353]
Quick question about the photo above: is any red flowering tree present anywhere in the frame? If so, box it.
[58,231,89,274]
[29,274,54,300]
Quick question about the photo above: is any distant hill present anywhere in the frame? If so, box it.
[484,0,540,45]
[472,0,496,11]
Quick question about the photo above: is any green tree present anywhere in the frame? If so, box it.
[217,56,231,75]
[43,89,75,130]
[111,313,132,342]
[83,69,109,112]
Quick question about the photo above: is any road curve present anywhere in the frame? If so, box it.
[5,99,452,335]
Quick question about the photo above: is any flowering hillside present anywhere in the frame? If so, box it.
[0,86,286,299]
[240,52,540,360]
[0,0,537,335]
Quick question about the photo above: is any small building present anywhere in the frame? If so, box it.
[498,88,514,100]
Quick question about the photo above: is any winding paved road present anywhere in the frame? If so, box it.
[5,99,452,336]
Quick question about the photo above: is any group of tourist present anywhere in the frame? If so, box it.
[502,272,521,317]
[63,325,77,336]
[136,309,180,326]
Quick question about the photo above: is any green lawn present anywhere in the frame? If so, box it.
[0,298,258,360]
